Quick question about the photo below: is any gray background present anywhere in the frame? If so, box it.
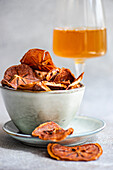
[0,0,113,170]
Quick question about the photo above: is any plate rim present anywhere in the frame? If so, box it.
[2,116,106,140]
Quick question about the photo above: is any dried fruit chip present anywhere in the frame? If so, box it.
[2,75,37,90]
[1,78,18,89]
[1,48,84,91]
[3,64,36,82]
[60,80,71,86]
[54,68,76,84]
[1,64,38,89]
[47,143,103,161]
[20,49,56,71]
[32,121,74,142]
[46,68,60,81]
[3,65,17,82]
[67,72,84,90]
[33,82,51,91]
[42,81,67,90]
[17,82,35,91]
[18,81,51,91]
[34,70,47,80]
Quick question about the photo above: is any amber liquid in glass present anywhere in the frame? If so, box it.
[53,27,107,59]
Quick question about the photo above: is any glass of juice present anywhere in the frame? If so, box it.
[53,0,107,76]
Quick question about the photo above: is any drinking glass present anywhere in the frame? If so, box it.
[53,0,107,77]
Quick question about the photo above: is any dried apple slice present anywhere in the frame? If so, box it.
[3,65,17,82]
[1,64,38,89]
[33,82,51,91]
[67,72,84,90]
[32,121,74,142]
[54,68,76,84]
[1,78,18,89]
[18,81,51,91]
[1,75,34,90]
[20,49,56,71]
[42,81,67,90]
[34,70,47,80]
[47,143,103,161]
[46,68,60,81]
[3,64,36,82]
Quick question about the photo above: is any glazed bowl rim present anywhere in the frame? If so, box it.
[0,84,85,95]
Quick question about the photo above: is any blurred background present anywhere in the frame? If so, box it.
[0,0,113,121]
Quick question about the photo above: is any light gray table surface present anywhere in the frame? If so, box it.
[0,0,113,170]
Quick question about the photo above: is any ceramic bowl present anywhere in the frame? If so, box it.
[0,85,85,134]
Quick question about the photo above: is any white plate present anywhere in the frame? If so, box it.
[3,116,106,147]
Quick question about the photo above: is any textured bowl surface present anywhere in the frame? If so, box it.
[0,85,85,134]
